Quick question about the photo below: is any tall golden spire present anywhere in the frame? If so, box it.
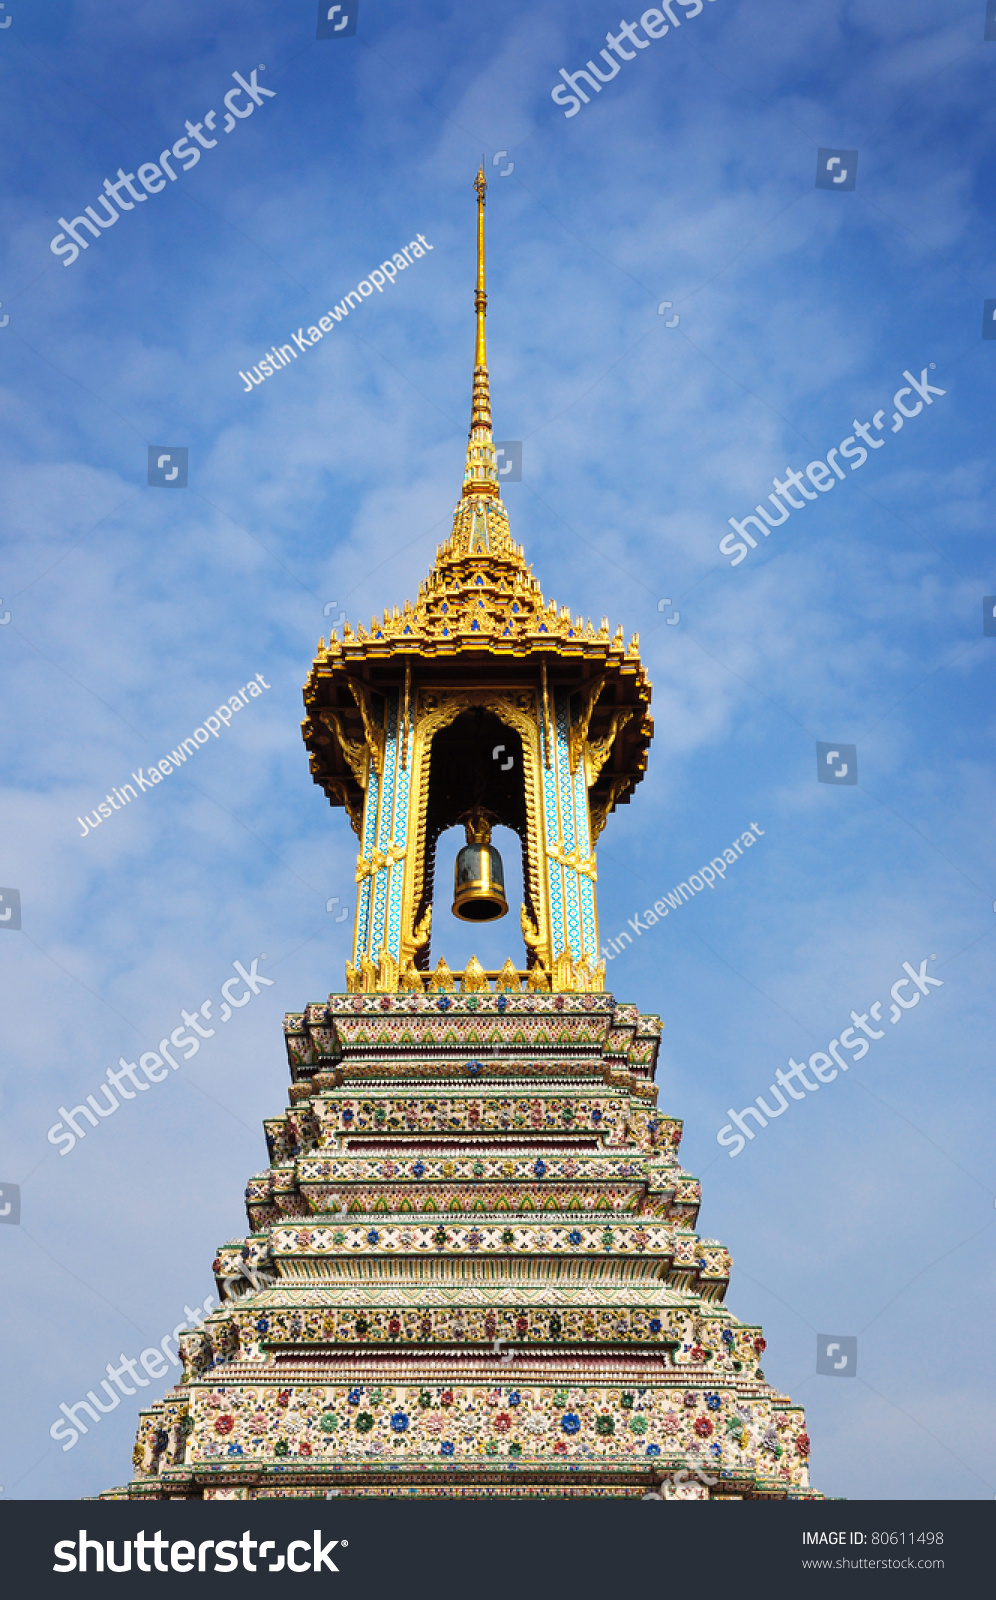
[474,165,488,375]
[462,165,500,502]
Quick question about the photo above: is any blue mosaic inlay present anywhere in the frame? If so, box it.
[541,708,565,959]
[385,691,412,962]
[354,759,381,960]
[555,691,582,961]
[369,692,399,958]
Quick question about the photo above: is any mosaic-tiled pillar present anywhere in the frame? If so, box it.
[352,767,380,968]
[540,699,567,964]
[352,689,408,971]
[383,689,412,965]
[541,689,599,968]
[572,751,599,964]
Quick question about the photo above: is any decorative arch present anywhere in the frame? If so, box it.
[400,688,551,974]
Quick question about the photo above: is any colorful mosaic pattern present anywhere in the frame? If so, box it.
[354,763,380,961]
[369,690,399,962]
[385,692,411,960]
[573,752,598,963]
[536,690,599,968]
[555,691,582,961]
[103,992,820,1501]
[540,719,566,961]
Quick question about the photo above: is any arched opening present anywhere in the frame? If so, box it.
[415,706,539,974]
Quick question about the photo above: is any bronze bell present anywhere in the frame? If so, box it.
[452,809,508,922]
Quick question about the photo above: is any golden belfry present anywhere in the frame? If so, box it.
[302,165,653,994]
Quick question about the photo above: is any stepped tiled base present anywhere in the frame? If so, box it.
[102,991,819,1500]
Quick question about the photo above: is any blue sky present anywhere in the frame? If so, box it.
[1,0,994,1501]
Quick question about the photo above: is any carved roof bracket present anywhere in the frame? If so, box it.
[348,679,386,779]
[584,708,636,789]
[568,672,607,774]
[319,709,370,791]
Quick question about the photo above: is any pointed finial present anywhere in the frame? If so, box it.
[431,164,525,569]
[460,164,499,505]
[474,164,488,378]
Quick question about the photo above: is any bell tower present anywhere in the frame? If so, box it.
[302,168,653,996]
[104,168,821,1505]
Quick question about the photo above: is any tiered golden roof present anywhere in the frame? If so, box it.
[303,166,652,850]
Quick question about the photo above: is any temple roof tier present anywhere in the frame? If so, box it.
[302,162,652,857]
